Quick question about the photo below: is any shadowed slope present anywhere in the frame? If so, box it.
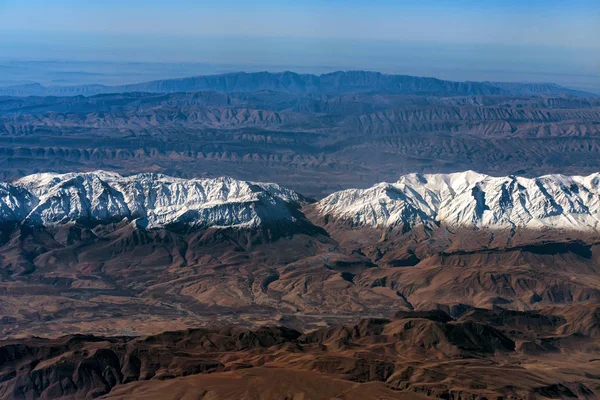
[1,307,598,399]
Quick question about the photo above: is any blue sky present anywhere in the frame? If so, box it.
[0,0,598,90]
[1,0,598,47]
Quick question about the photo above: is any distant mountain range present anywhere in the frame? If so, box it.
[1,87,600,198]
[0,71,594,97]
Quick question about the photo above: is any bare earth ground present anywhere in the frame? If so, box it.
[0,222,599,398]
[1,308,599,399]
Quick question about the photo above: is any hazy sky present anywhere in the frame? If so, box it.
[0,0,598,89]
[1,0,598,46]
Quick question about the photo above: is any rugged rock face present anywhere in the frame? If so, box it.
[314,171,600,231]
[5,170,600,233]
[0,171,307,229]
[0,307,598,399]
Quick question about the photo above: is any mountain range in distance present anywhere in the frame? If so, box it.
[0,70,595,97]
[1,70,600,199]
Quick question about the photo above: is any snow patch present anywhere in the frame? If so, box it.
[0,171,305,229]
[316,171,600,231]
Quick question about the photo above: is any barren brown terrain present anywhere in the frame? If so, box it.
[1,218,600,341]
[1,307,599,399]
[1,71,600,399]
[2,179,599,398]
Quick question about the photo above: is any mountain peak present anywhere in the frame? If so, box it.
[315,171,600,231]
[2,171,307,229]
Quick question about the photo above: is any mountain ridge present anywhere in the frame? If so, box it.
[314,170,600,232]
[2,306,598,400]
[1,170,599,348]
[3,170,600,235]
[0,70,593,97]
[0,171,308,230]
[1,85,599,199]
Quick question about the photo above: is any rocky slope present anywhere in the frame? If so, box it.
[5,169,600,235]
[1,307,598,399]
[0,171,306,229]
[314,171,600,231]
[0,170,599,341]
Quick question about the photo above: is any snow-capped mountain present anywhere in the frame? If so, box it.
[4,170,600,233]
[315,171,600,231]
[0,171,305,228]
